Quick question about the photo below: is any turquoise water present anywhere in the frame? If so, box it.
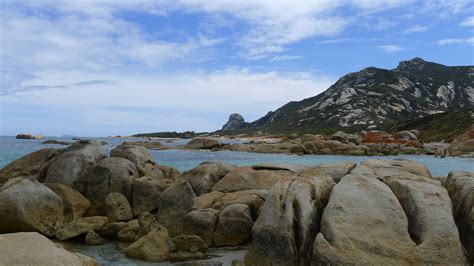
[1,136,472,177]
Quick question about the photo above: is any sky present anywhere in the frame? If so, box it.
[1,0,473,137]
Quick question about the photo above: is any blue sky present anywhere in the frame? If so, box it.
[1,0,473,136]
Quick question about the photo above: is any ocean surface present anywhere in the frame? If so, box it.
[1,136,472,177]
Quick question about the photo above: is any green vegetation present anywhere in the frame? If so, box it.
[392,109,473,142]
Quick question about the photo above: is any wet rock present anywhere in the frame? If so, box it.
[41,140,71,145]
[105,192,133,222]
[213,204,253,246]
[83,157,139,208]
[117,219,139,242]
[183,209,220,246]
[44,183,90,222]
[245,173,334,265]
[85,229,107,245]
[0,148,60,183]
[44,140,106,187]
[446,171,474,263]
[212,167,294,193]
[184,138,221,150]
[132,176,171,216]
[56,216,108,240]
[0,232,98,265]
[181,161,235,196]
[173,234,208,252]
[156,180,196,236]
[125,227,170,262]
[0,177,64,236]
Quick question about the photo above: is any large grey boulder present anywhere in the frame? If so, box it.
[44,140,106,187]
[354,158,432,178]
[0,232,97,265]
[0,148,60,183]
[183,208,220,246]
[156,180,196,236]
[110,144,180,179]
[245,173,334,265]
[331,131,362,145]
[184,138,221,150]
[181,161,235,196]
[304,161,356,183]
[212,166,294,193]
[105,192,133,222]
[82,157,139,208]
[0,177,64,236]
[446,171,474,264]
[221,113,246,132]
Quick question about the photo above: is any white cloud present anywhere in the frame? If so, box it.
[404,24,431,33]
[376,45,409,53]
[270,55,304,63]
[437,38,473,46]
[461,16,474,27]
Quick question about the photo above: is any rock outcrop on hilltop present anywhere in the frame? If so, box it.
[221,113,247,132]
[0,141,473,264]
[225,58,474,134]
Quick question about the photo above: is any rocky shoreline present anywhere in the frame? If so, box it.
[0,140,473,265]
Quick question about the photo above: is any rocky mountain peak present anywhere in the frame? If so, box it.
[395,57,440,72]
[221,113,246,132]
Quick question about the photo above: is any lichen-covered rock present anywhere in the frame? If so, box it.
[213,204,253,246]
[56,216,108,240]
[183,209,220,246]
[173,234,208,252]
[156,180,196,236]
[446,171,474,264]
[105,192,133,222]
[212,166,294,193]
[44,183,90,222]
[44,140,106,187]
[245,173,334,265]
[117,219,139,242]
[132,176,171,216]
[181,161,235,196]
[125,227,170,262]
[0,148,60,183]
[0,177,64,236]
[85,229,107,245]
[0,232,98,266]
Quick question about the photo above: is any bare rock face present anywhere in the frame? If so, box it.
[156,180,196,236]
[125,226,170,262]
[132,176,171,216]
[105,192,133,222]
[44,140,106,187]
[446,171,474,264]
[304,161,356,183]
[0,177,64,237]
[0,148,60,183]
[83,157,139,208]
[448,129,474,157]
[0,232,98,265]
[354,158,432,178]
[56,216,108,241]
[221,113,246,132]
[44,183,91,222]
[212,166,294,193]
[117,219,139,242]
[181,161,236,196]
[245,173,334,265]
[183,208,220,246]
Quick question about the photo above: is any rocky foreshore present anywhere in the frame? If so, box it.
[178,127,474,157]
[0,140,473,265]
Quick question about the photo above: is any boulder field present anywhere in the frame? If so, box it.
[0,140,473,265]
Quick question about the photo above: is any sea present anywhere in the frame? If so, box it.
[1,136,473,177]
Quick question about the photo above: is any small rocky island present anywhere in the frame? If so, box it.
[0,140,473,265]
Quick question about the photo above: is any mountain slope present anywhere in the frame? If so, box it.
[239,58,474,134]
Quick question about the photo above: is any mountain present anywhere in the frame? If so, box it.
[234,58,474,135]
